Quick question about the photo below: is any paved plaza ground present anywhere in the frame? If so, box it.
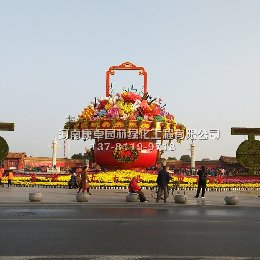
[0,186,260,207]
[1,186,260,259]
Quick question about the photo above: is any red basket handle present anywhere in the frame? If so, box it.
[106,61,147,97]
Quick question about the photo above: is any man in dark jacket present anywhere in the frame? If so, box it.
[156,166,170,203]
[195,165,208,198]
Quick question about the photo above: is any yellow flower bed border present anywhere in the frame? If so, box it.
[2,171,260,191]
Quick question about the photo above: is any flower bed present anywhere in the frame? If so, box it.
[2,171,260,191]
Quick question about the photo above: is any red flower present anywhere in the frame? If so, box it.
[98,99,108,109]
[121,91,142,103]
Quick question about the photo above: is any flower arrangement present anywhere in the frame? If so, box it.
[65,90,186,137]
[80,91,172,121]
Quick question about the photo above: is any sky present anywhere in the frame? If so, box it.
[1,0,260,161]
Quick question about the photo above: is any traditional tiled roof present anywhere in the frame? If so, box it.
[6,152,26,159]
[219,156,238,164]
[24,157,82,162]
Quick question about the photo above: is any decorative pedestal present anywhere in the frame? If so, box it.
[76,193,89,202]
[174,194,188,204]
[126,193,139,202]
[224,195,239,205]
[29,192,43,202]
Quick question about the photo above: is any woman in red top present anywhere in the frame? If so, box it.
[128,176,148,202]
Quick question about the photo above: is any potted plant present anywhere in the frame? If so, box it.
[76,192,89,202]
[29,192,43,202]
[126,193,139,202]
[174,191,187,204]
[224,195,239,205]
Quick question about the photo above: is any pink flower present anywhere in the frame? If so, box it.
[107,106,120,118]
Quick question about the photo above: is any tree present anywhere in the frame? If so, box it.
[71,153,84,159]
[71,150,94,160]
[180,154,191,162]
[84,147,94,162]
[167,157,177,160]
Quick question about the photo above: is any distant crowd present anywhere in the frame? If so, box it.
[168,167,249,176]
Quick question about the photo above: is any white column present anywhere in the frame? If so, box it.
[190,141,195,173]
[52,138,58,167]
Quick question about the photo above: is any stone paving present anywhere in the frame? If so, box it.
[0,186,259,207]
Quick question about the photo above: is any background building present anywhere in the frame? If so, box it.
[166,155,246,174]
[4,152,83,172]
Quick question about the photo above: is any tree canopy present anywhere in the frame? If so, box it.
[180,154,191,162]
[167,156,177,160]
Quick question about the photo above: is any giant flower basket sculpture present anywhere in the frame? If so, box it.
[64,62,186,169]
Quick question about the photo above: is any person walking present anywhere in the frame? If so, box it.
[78,166,91,194]
[76,167,83,193]
[68,173,77,189]
[8,170,14,188]
[82,165,91,195]
[156,166,170,203]
[195,165,208,198]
